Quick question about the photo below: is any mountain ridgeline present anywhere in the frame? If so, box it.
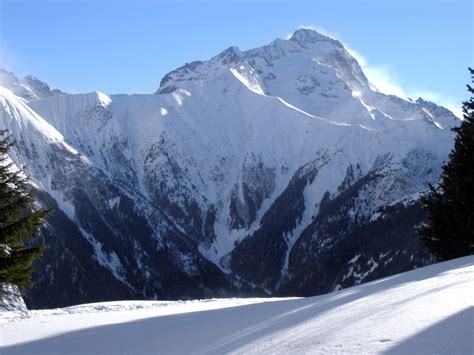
[0,29,459,308]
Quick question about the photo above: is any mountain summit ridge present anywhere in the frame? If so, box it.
[158,28,368,98]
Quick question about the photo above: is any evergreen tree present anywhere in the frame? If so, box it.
[0,130,48,289]
[419,68,474,261]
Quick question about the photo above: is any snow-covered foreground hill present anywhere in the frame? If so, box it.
[1,257,472,354]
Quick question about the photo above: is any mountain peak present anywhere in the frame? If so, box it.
[156,29,362,95]
[22,74,64,98]
[215,46,243,65]
[289,28,342,48]
[0,68,64,100]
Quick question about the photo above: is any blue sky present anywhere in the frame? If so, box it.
[0,0,472,115]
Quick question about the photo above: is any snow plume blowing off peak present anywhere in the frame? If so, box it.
[290,27,463,117]
[0,28,462,310]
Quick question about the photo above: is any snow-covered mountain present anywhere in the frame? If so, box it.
[2,256,472,354]
[0,29,459,308]
[0,69,64,101]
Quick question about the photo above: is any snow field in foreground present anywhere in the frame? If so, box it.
[1,256,473,354]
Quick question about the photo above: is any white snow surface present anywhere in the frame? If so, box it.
[1,256,472,354]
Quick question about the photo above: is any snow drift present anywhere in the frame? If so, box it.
[1,256,472,354]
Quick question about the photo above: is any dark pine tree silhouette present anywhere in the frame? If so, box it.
[419,68,474,261]
[0,130,48,289]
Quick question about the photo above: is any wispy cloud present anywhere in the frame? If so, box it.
[0,36,25,73]
[288,25,462,118]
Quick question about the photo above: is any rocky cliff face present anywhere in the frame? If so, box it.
[0,29,458,308]
[0,284,27,312]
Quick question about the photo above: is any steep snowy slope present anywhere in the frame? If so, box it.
[0,85,234,307]
[0,28,460,307]
[1,256,472,354]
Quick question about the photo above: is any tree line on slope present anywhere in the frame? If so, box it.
[0,131,48,295]
[419,68,474,260]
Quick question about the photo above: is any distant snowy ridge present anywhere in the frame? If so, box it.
[1,256,472,354]
[0,28,460,308]
[0,69,64,101]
